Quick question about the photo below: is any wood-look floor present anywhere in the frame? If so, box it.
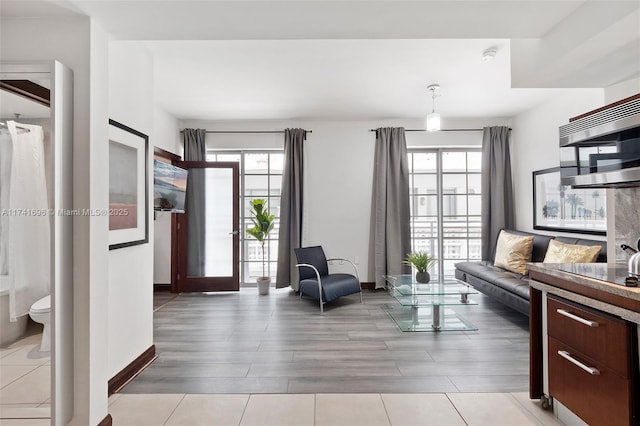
[121,288,530,394]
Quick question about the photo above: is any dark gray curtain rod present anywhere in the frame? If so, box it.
[369,128,512,132]
[180,129,312,134]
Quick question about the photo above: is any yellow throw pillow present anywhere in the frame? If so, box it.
[494,231,535,275]
[543,239,602,263]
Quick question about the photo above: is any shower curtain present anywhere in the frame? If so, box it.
[4,121,50,321]
[0,129,12,277]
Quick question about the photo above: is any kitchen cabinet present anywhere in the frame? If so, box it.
[528,264,640,426]
[547,296,634,425]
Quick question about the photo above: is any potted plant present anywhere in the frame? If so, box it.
[246,198,276,295]
[403,251,436,283]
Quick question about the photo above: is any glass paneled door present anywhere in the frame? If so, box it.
[175,162,240,292]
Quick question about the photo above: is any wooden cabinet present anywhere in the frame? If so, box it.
[547,296,631,377]
[547,296,635,425]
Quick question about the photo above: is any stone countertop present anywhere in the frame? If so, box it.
[528,263,640,303]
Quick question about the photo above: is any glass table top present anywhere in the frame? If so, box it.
[383,274,478,296]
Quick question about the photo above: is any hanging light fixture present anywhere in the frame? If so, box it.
[426,84,441,132]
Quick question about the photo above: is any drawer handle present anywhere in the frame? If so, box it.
[556,309,599,327]
[557,350,600,375]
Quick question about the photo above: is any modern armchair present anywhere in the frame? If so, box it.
[294,246,362,313]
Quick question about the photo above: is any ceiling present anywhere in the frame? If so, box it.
[145,38,580,121]
[2,0,639,121]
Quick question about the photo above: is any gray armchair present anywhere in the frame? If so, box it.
[294,246,362,313]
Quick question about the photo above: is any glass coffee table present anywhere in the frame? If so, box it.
[383,274,478,332]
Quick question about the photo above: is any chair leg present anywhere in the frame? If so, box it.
[359,290,363,304]
[319,298,323,314]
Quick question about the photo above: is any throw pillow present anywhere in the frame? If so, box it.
[493,231,535,275]
[543,239,602,263]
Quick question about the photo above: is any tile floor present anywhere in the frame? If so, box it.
[105,391,564,426]
[0,331,51,423]
[0,334,565,426]
[0,301,565,425]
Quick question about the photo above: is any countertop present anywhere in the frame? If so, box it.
[528,263,640,302]
[528,263,640,322]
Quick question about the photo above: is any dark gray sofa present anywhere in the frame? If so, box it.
[454,230,607,316]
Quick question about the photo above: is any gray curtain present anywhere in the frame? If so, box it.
[372,127,411,289]
[276,128,305,289]
[481,126,514,261]
[183,128,207,276]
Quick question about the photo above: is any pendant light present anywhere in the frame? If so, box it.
[426,84,441,132]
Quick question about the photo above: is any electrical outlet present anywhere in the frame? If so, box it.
[354,255,360,264]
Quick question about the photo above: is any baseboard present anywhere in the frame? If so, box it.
[154,283,171,292]
[108,345,157,396]
[361,282,376,290]
[98,413,113,426]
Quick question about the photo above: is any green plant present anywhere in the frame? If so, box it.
[403,252,436,273]
[246,199,276,279]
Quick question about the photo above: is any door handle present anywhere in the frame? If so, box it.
[228,231,239,235]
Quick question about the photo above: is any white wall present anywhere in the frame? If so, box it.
[107,42,155,378]
[604,77,640,104]
[1,15,111,426]
[86,21,110,426]
[511,89,604,238]
[182,117,508,282]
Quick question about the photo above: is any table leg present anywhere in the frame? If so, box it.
[432,305,441,330]
[411,306,420,328]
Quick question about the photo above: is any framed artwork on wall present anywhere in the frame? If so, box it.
[108,119,149,250]
[533,167,606,236]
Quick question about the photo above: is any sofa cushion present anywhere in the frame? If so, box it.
[543,239,602,263]
[455,261,530,300]
[555,237,607,263]
[494,230,534,275]
[501,230,554,262]
[492,276,530,300]
[455,261,522,281]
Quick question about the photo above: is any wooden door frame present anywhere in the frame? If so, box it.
[174,161,240,292]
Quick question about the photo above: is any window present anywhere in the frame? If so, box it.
[207,150,284,286]
[408,149,481,278]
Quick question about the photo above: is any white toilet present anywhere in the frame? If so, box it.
[29,295,51,352]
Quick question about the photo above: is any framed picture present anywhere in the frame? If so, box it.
[533,167,606,236]
[108,119,149,250]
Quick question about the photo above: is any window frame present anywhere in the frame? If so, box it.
[408,148,482,278]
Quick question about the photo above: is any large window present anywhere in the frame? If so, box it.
[207,151,284,286]
[408,149,481,278]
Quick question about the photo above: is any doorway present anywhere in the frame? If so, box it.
[175,161,240,292]
[0,62,74,425]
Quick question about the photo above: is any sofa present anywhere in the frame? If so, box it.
[454,229,607,316]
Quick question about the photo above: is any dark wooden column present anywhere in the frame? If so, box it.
[529,286,543,399]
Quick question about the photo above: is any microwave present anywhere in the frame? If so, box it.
[559,94,640,188]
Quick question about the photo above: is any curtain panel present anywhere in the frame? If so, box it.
[480,126,514,261]
[276,128,306,289]
[372,127,411,289]
[183,128,207,276]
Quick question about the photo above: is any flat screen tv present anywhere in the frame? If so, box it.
[153,160,188,213]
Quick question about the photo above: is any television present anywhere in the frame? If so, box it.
[153,160,188,213]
